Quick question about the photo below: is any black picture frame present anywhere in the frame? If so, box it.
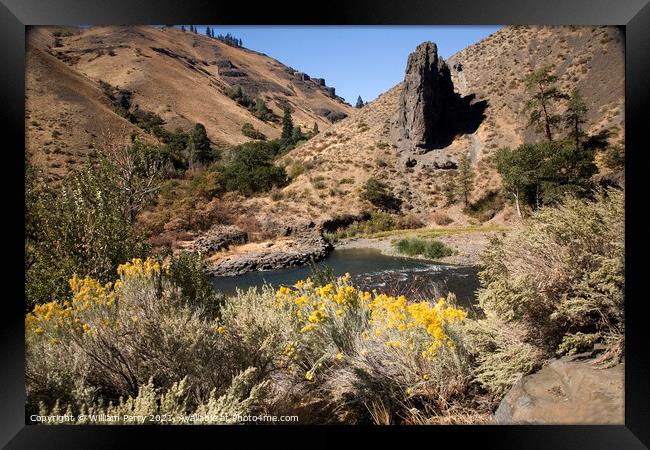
[2,0,648,447]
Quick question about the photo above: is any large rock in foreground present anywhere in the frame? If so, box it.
[398,42,456,151]
[495,352,624,424]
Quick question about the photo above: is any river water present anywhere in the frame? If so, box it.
[212,248,480,309]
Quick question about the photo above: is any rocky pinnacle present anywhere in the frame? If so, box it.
[398,42,456,152]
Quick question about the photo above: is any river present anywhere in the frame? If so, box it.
[212,248,480,309]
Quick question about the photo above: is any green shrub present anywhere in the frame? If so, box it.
[469,189,624,396]
[601,145,625,169]
[186,170,223,199]
[360,178,401,212]
[287,161,305,179]
[218,142,287,195]
[465,190,506,222]
[37,369,269,424]
[25,157,151,308]
[241,122,266,140]
[393,238,454,259]
[168,252,224,319]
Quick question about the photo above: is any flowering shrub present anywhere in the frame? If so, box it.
[268,274,472,422]
[26,258,245,416]
[27,259,475,424]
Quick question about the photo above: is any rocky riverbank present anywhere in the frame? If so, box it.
[201,222,333,277]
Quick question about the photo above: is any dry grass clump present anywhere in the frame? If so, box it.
[431,211,454,226]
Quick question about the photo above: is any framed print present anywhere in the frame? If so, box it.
[1,0,648,447]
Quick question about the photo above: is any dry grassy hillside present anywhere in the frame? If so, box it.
[26,28,150,183]
[254,25,624,228]
[26,25,352,180]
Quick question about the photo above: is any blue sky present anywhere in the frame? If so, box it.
[192,26,502,104]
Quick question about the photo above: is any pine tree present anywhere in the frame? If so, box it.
[355,95,364,108]
[523,66,568,141]
[455,153,475,208]
[190,123,213,165]
[291,126,303,143]
[312,122,319,135]
[281,108,294,141]
[206,26,211,37]
[564,88,588,150]
[181,25,185,32]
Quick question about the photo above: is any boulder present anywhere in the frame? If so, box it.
[430,159,458,170]
[494,352,624,425]
[315,107,348,123]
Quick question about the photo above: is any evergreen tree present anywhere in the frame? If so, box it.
[355,95,364,108]
[564,88,588,150]
[496,140,596,215]
[206,26,211,37]
[455,153,475,208]
[291,126,303,143]
[312,122,319,135]
[523,66,568,141]
[181,25,185,32]
[281,108,294,141]
[190,123,213,165]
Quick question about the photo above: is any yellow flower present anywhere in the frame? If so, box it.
[317,283,334,297]
[308,310,327,324]
[216,326,225,333]
[336,352,343,361]
[306,371,314,381]
[276,286,292,297]
[82,323,91,333]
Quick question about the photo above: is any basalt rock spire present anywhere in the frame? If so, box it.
[398,41,485,153]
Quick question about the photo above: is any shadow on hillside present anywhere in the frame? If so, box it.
[426,93,488,150]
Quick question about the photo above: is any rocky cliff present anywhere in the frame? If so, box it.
[397,41,486,154]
